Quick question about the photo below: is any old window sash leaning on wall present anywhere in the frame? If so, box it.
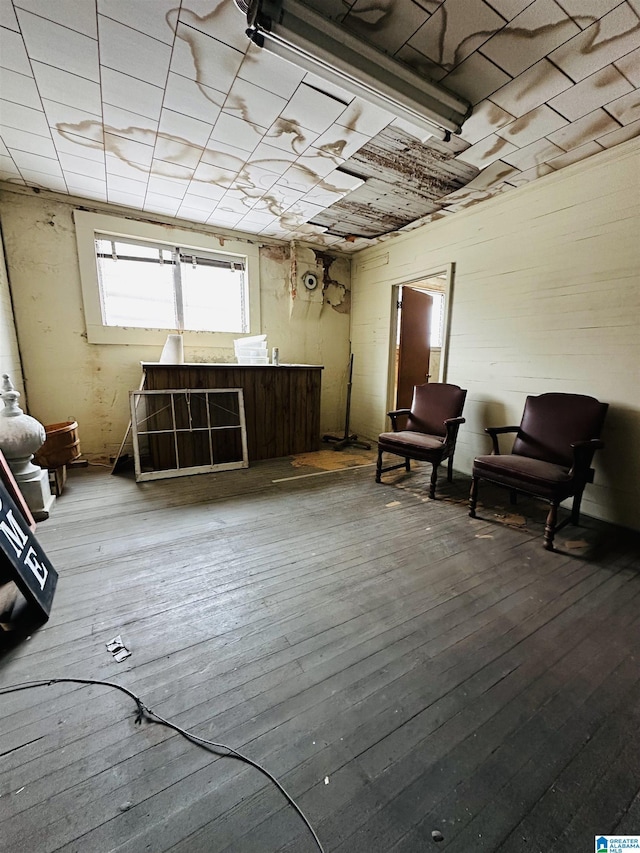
[74,210,261,347]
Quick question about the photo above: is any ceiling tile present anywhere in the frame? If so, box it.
[456,132,518,167]
[58,150,105,180]
[171,23,243,95]
[192,159,238,186]
[503,162,554,184]
[106,173,147,195]
[16,0,98,37]
[53,128,104,161]
[250,142,298,175]
[235,163,280,191]
[238,209,279,227]
[343,0,432,54]
[408,0,505,70]
[19,168,65,190]
[282,84,349,134]
[500,136,565,168]
[312,124,371,160]
[597,116,640,146]
[615,46,640,87]
[459,99,516,143]
[546,108,620,150]
[97,0,177,44]
[105,152,150,181]
[143,193,181,214]
[163,72,223,123]
[216,189,255,214]
[104,132,153,168]
[0,27,32,75]
[336,98,393,136]
[394,44,448,82]
[223,78,288,131]
[177,0,249,52]
[238,44,306,100]
[43,102,102,137]
[101,67,164,121]
[483,0,535,19]
[547,139,605,168]
[264,119,319,155]
[295,148,344,181]
[480,0,580,77]
[210,112,266,153]
[254,184,304,211]
[206,210,243,227]
[0,3,20,31]
[201,140,247,173]
[548,65,633,120]
[0,66,40,109]
[154,137,204,171]
[175,206,210,222]
[606,89,640,124]
[454,158,520,190]
[147,174,189,199]
[554,0,627,26]
[303,71,355,105]
[283,199,325,223]
[150,158,195,183]
[102,103,158,137]
[442,51,512,105]
[107,189,147,207]
[279,163,323,193]
[98,15,172,87]
[65,173,106,195]
[10,147,61,173]
[4,126,57,158]
[496,104,568,146]
[17,9,99,81]
[158,108,213,149]
[180,192,220,212]
[549,4,640,83]
[489,58,574,115]
[32,61,101,114]
[184,179,226,202]
[0,99,50,135]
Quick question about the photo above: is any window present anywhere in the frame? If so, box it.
[75,211,260,345]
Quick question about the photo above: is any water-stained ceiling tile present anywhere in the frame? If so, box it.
[500,136,565,169]
[177,0,250,52]
[606,90,640,125]
[549,4,640,83]
[547,140,605,169]
[98,17,172,87]
[296,148,345,179]
[18,9,99,81]
[459,100,516,143]
[98,0,177,43]
[615,47,640,87]
[441,51,512,105]
[479,0,580,77]
[495,104,568,146]
[171,22,244,94]
[300,0,357,23]
[186,180,227,202]
[55,129,104,162]
[163,72,224,124]
[238,44,306,100]
[483,0,537,20]
[154,137,204,171]
[191,160,239,187]
[456,132,518,167]
[336,98,394,136]
[158,109,213,149]
[201,141,248,174]
[209,112,266,153]
[313,124,371,160]
[250,142,298,175]
[546,108,620,150]
[151,159,195,183]
[549,65,633,120]
[342,0,433,54]
[597,117,640,147]
[103,103,158,135]
[235,163,281,192]
[18,0,98,38]
[104,132,154,168]
[43,101,103,138]
[100,68,164,121]
[503,162,554,185]
[279,162,327,193]
[554,0,627,27]
[223,78,289,131]
[408,0,505,71]
[281,83,349,134]
[264,118,319,156]
[489,58,574,115]
[394,44,448,81]
[21,170,64,191]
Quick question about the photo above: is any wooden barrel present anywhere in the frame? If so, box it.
[35,421,81,469]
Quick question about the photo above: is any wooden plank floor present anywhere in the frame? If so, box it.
[1,453,639,853]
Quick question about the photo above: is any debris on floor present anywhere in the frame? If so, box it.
[106,635,131,662]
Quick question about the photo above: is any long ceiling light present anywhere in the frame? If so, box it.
[234,0,471,142]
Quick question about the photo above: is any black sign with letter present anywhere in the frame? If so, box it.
[0,480,57,620]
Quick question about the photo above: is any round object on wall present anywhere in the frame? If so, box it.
[302,271,319,291]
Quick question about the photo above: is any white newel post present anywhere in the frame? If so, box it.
[0,374,55,520]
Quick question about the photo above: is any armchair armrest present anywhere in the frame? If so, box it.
[443,416,466,447]
[387,408,411,431]
[569,438,605,480]
[485,425,519,454]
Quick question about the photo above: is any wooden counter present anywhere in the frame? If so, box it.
[142,363,323,461]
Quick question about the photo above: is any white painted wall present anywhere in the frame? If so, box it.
[350,138,640,531]
[0,188,351,460]
[0,225,25,407]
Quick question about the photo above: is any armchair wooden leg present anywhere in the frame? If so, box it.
[405,457,411,472]
[469,476,479,517]
[429,464,438,499]
[544,502,558,550]
[571,488,585,526]
[375,447,383,483]
[447,455,454,482]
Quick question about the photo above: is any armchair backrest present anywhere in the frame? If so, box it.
[406,383,467,437]
[512,393,608,466]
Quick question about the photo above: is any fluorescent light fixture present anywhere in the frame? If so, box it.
[234,0,471,141]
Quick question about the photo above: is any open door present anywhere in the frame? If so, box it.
[396,286,433,410]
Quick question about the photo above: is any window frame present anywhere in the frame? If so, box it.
[74,210,261,346]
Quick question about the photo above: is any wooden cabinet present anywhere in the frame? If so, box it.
[142,363,323,461]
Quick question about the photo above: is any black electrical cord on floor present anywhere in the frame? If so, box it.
[0,677,325,853]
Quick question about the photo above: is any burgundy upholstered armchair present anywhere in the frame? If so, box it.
[469,392,608,550]
[376,383,467,498]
